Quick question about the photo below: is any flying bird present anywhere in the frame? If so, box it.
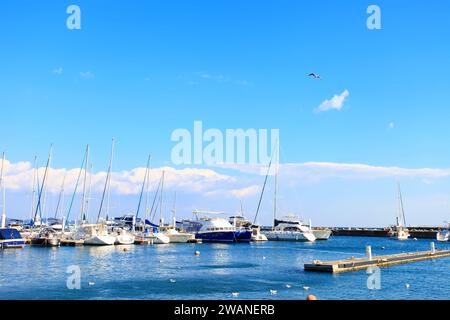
[308,73,322,79]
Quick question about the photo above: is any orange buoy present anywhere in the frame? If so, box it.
[306,295,318,301]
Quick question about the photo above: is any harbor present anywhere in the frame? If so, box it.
[2,237,450,300]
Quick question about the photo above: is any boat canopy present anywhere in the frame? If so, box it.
[0,228,23,240]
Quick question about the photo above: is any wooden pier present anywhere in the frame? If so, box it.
[305,244,450,273]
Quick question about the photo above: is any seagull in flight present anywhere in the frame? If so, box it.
[308,73,322,80]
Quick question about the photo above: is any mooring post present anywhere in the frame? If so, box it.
[431,242,436,254]
[366,245,373,261]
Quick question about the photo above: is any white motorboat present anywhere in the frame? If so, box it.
[251,225,268,242]
[312,229,332,240]
[113,228,135,245]
[437,229,450,242]
[161,227,194,243]
[229,215,267,242]
[82,224,116,246]
[263,216,316,242]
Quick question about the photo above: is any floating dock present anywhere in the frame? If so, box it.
[305,244,450,273]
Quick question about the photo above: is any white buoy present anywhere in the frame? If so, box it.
[169,279,177,283]
[286,284,292,289]
[406,284,411,289]
[270,290,278,295]
[232,292,240,297]
[195,251,201,256]
[366,245,373,261]
[303,286,310,291]
[88,282,95,286]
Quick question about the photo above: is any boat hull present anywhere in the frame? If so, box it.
[0,239,26,249]
[251,234,268,242]
[165,233,195,243]
[0,228,26,249]
[312,229,332,240]
[84,235,116,246]
[234,230,252,242]
[115,234,135,245]
[196,231,236,243]
[264,231,316,242]
[437,231,450,242]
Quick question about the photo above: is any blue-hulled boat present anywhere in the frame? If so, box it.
[0,228,26,249]
[191,211,252,243]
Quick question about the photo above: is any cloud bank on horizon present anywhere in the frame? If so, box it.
[3,158,450,227]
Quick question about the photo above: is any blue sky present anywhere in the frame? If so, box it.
[1,0,450,226]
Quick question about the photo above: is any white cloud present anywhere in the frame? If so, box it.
[52,67,63,75]
[235,79,250,86]
[215,161,450,182]
[315,89,349,113]
[80,71,95,79]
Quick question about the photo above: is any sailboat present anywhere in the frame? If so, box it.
[84,141,116,246]
[29,146,62,247]
[255,143,315,242]
[389,182,410,241]
[133,156,170,245]
[159,187,195,243]
[0,151,26,249]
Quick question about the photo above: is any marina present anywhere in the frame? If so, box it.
[2,237,450,300]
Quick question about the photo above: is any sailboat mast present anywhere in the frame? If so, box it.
[144,157,151,221]
[106,140,115,220]
[80,145,90,223]
[172,191,177,227]
[159,171,165,225]
[97,139,114,223]
[33,145,53,225]
[30,156,37,221]
[136,155,151,220]
[253,140,277,225]
[397,182,407,227]
[85,162,93,224]
[273,163,278,229]
[1,152,6,228]
[54,173,66,218]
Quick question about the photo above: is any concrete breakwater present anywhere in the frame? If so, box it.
[327,226,441,239]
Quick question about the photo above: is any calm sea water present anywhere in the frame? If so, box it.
[1,236,450,300]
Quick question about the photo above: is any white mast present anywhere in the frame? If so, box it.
[171,191,177,228]
[30,155,37,221]
[80,145,90,223]
[106,139,115,220]
[159,171,165,226]
[273,142,279,230]
[54,173,67,219]
[41,146,53,224]
[86,162,93,224]
[1,152,6,228]
[144,156,152,221]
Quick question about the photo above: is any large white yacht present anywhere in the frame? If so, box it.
[263,216,316,242]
